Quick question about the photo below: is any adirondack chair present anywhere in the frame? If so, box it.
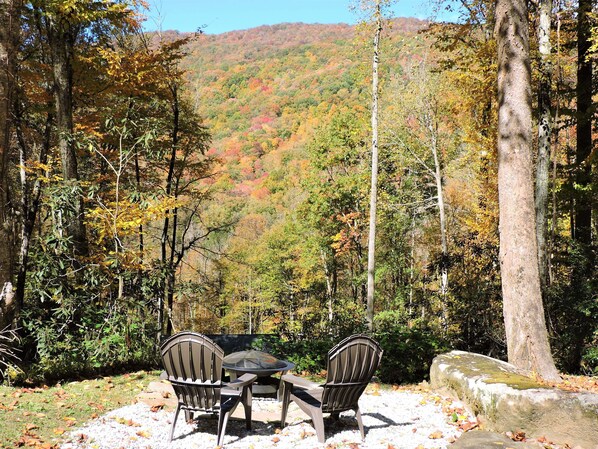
[280,334,383,443]
[160,332,257,445]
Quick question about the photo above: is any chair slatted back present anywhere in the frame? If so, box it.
[160,332,224,412]
[321,334,382,413]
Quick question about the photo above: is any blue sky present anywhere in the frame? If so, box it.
[142,1,458,35]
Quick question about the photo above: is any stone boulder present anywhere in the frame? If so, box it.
[451,430,542,449]
[430,351,598,449]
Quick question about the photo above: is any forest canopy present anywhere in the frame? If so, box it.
[0,0,596,384]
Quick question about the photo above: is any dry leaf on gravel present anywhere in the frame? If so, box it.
[459,421,478,432]
[428,430,443,439]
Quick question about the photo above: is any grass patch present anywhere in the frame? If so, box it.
[0,371,159,449]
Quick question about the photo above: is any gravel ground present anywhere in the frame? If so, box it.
[60,389,471,449]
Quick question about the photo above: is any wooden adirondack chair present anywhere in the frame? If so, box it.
[280,334,383,443]
[160,332,257,445]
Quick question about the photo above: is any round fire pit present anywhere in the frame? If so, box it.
[223,350,295,376]
[223,350,295,398]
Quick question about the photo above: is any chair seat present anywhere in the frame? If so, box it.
[292,387,323,407]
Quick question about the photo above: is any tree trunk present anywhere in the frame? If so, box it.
[428,113,449,329]
[574,0,592,250]
[48,22,88,257]
[495,0,560,381]
[366,1,382,331]
[161,83,180,337]
[535,0,552,289]
[0,0,18,326]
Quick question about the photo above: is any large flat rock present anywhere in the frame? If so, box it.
[430,351,598,449]
[452,430,541,449]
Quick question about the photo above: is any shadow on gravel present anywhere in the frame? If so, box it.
[361,412,414,429]
[172,416,277,444]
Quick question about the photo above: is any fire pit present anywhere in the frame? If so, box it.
[223,350,295,397]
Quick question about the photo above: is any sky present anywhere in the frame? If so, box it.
[142,0,460,35]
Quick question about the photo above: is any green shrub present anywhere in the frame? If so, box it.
[254,335,335,374]
[374,325,448,384]
[256,322,447,385]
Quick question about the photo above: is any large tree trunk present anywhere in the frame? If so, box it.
[535,0,552,289]
[574,0,592,250]
[0,0,19,328]
[495,0,560,381]
[366,0,382,331]
[47,22,88,257]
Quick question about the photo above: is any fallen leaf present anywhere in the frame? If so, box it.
[161,392,171,398]
[459,421,478,432]
[271,436,280,443]
[136,430,150,438]
[428,430,443,439]
[511,431,526,442]
[150,404,164,412]
[63,417,77,427]
[25,423,38,431]
[53,428,66,435]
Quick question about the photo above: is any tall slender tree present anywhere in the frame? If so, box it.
[495,0,560,381]
[366,0,382,330]
[535,0,552,288]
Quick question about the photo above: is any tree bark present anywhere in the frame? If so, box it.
[47,20,88,257]
[0,0,18,325]
[495,0,560,381]
[574,0,592,250]
[366,0,382,331]
[535,0,552,289]
[161,83,180,337]
[427,112,449,329]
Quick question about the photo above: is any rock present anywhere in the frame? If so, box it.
[452,430,541,449]
[430,351,598,449]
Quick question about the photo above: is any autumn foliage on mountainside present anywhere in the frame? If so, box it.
[0,1,596,385]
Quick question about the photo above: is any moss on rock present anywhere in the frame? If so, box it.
[430,350,598,449]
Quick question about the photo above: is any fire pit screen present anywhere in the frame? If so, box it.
[223,350,294,376]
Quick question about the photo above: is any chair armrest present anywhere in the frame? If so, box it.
[281,373,321,390]
[226,373,257,389]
